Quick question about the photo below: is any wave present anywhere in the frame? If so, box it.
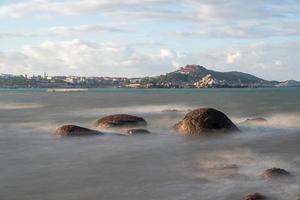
[0,102,44,110]
[234,113,300,129]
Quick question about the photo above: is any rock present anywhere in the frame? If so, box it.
[55,125,101,136]
[161,109,180,113]
[174,108,239,135]
[127,129,151,135]
[241,192,266,200]
[262,168,291,180]
[194,74,221,88]
[242,117,267,125]
[95,114,147,129]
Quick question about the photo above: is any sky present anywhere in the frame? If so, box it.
[0,0,299,80]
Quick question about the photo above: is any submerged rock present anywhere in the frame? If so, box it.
[127,128,151,135]
[161,109,181,113]
[174,108,239,135]
[262,168,291,180]
[241,192,266,200]
[55,125,101,136]
[95,114,147,129]
[242,117,267,125]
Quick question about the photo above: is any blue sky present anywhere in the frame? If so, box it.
[0,0,299,80]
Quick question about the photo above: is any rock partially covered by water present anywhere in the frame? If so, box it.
[174,108,239,135]
[161,109,181,113]
[241,192,266,200]
[262,168,291,180]
[127,129,151,135]
[243,117,267,125]
[95,114,147,129]
[55,125,101,136]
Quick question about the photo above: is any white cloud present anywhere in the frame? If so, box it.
[0,1,299,38]
[0,39,179,77]
[226,52,241,64]
[0,39,299,80]
[186,42,300,81]
[0,25,126,38]
[0,1,299,80]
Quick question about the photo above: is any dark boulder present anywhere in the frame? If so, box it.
[127,129,151,135]
[241,192,266,200]
[55,125,101,136]
[95,114,147,129]
[174,108,239,135]
[262,168,291,180]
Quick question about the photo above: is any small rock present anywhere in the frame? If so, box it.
[262,168,291,180]
[95,114,147,129]
[161,109,180,113]
[127,129,151,135]
[55,125,101,136]
[242,117,267,125]
[241,192,265,200]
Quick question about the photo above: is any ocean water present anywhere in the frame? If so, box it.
[0,88,299,200]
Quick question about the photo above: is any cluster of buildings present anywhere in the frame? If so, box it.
[0,73,149,88]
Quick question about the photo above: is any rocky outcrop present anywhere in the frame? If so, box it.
[241,192,266,200]
[95,114,147,129]
[174,108,239,135]
[194,74,221,88]
[262,168,291,180]
[55,125,101,136]
[127,129,151,135]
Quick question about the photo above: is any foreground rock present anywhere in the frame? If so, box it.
[95,114,147,129]
[127,129,151,135]
[174,108,239,135]
[55,125,101,136]
[241,192,266,200]
[242,117,267,125]
[262,168,291,180]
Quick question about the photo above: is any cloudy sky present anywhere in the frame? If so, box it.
[0,0,299,80]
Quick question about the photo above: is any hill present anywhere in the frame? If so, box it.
[141,64,278,88]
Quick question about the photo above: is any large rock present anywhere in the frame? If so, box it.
[55,125,101,136]
[241,192,266,200]
[174,108,239,135]
[262,168,291,180]
[95,114,147,129]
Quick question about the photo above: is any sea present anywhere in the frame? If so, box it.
[0,88,299,200]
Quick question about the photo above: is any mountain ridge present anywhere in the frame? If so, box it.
[140,64,279,88]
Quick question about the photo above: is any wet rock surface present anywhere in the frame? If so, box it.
[262,168,291,180]
[55,125,101,136]
[241,192,266,200]
[95,114,147,129]
[127,128,151,135]
[174,108,239,135]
